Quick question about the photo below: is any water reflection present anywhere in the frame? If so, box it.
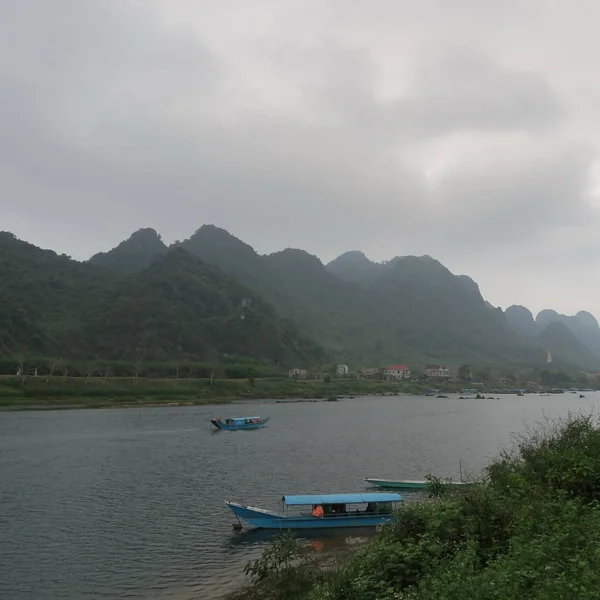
[1,393,597,600]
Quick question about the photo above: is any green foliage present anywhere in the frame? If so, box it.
[234,414,600,600]
[0,234,324,366]
[228,532,323,600]
[244,532,305,583]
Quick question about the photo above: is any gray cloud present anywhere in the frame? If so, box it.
[1,0,599,320]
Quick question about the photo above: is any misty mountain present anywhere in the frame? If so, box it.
[83,248,324,363]
[112,227,551,365]
[81,225,600,368]
[4,225,598,369]
[88,228,168,273]
[0,232,323,364]
[327,252,540,364]
[537,310,600,358]
[505,305,539,337]
[539,321,600,371]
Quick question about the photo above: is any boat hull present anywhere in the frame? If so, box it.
[211,418,269,431]
[365,478,468,490]
[226,502,394,529]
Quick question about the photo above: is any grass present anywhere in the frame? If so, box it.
[229,412,600,600]
[0,375,416,410]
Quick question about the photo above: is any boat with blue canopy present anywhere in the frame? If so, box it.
[210,416,269,431]
[226,492,402,529]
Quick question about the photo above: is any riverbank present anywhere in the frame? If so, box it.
[0,375,424,410]
[229,414,600,600]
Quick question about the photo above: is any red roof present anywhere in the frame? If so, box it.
[389,365,409,370]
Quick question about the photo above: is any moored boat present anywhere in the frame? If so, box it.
[210,416,269,430]
[364,477,469,490]
[226,492,402,529]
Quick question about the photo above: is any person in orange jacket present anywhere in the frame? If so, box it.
[312,504,324,518]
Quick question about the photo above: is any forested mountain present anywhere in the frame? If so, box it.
[2,226,599,369]
[88,228,168,273]
[176,228,535,364]
[538,322,600,370]
[0,232,117,356]
[83,249,324,363]
[505,305,539,338]
[505,305,600,367]
[0,233,323,364]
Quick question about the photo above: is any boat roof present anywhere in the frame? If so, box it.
[282,493,402,505]
[229,416,262,421]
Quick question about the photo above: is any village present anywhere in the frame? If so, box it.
[288,364,451,381]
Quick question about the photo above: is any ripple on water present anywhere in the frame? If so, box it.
[1,393,598,599]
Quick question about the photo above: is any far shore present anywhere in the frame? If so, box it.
[0,373,592,411]
[0,375,426,411]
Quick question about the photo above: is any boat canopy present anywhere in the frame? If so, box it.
[282,493,402,506]
[230,417,262,423]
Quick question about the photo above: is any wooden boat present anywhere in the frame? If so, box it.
[226,493,402,529]
[364,477,468,490]
[366,460,469,490]
[210,416,269,430]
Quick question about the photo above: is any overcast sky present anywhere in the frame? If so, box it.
[2,0,599,319]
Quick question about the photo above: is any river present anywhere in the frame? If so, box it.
[1,393,598,599]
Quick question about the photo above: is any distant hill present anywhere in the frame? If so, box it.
[81,226,600,368]
[83,248,324,364]
[331,253,540,364]
[538,321,600,371]
[537,310,600,358]
[0,232,324,365]
[88,228,168,273]
[0,231,118,356]
[505,305,539,337]
[3,225,598,369]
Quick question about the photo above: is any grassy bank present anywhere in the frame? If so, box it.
[230,413,600,600]
[0,375,420,410]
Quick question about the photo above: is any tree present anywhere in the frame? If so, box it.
[457,364,472,382]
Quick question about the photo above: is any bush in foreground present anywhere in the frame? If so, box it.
[231,413,600,600]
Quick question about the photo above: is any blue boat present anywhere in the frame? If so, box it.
[210,416,269,430]
[226,493,402,529]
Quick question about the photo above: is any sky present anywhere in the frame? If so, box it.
[1,0,599,319]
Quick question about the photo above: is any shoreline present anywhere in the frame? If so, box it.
[0,375,593,411]
[0,375,417,411]
[0,391,404,412]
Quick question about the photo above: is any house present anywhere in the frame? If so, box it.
[336,364,349,376]
[359,367,381,379]
[288,368,308,379]
[386,365,411,380]
[424,365,450,378]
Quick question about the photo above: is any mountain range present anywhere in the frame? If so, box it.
[1,225,599,371]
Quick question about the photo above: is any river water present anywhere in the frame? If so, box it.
[1,393,598,599]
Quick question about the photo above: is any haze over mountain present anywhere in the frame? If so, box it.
[505,304,600,366]
[2,225,599,370]
[85,225,600,369]
[0,231,323,365]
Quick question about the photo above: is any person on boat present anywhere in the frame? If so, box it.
[312,505,324,518]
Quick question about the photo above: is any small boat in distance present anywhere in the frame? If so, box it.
[226,493,402,529]
[210,416,269,430]
[364,477,469,490]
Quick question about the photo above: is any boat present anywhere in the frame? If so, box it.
[210,416,269,430]
[226,493,402,529]
[364,477,468,490]
[365,460,469,490]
